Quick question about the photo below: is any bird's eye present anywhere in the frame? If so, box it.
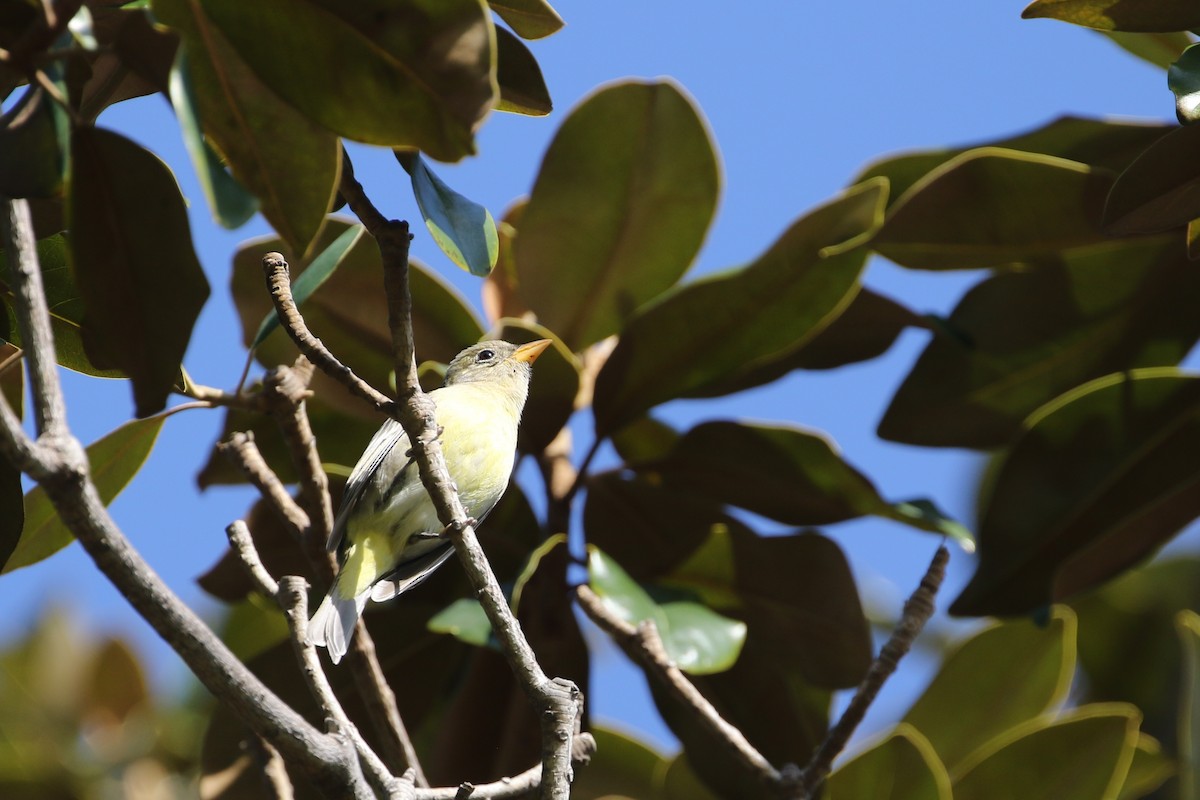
[476,349,495,363]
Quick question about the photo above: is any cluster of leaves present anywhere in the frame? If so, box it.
[4,0,1200,799]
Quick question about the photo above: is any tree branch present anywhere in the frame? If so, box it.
[0,196,374,800]
[792,544,950,798]
[575,584,781,787]
[217,431,311,536]
[338,153,585,800]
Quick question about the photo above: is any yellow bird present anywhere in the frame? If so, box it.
[309,339,551,663]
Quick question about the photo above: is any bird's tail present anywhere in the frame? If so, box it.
[308,576,369,665]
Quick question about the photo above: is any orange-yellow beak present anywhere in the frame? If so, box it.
[512,338,552,364]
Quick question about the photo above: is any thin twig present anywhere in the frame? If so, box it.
[575,584,781,786]
[248,735,296,800]
[217,431,311,536]
[226,520,280,597]
[345,632,430,787]
[338,151,584,799]
[792,544,950,799]
[262,252,394,414]
[277,576,411,800]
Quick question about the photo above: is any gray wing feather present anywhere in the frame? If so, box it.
[329,418,410,553]
[369,537,455,601]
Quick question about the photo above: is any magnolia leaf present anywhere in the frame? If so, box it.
[4,416,164,573]
[516,80,720,350]
[953,370,1200,616]
[69,127,209,416]
[397,151,498,276]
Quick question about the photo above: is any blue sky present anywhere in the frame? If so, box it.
[1,0,1183,756]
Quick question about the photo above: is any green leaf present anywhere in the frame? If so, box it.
[428,598,492,647]
[610,415,679,466]
[74,8,178,121]
[153,0,338,255]
[1117,734,1175,800]
[953,370,1200,616]
[879,236,1200,448]
[903,608,1076,772]
[3,416,164,573]
[951,705,1140,800]
[829,725,951,800]
[874,148,1114,270]
[642,420,971,543]
[68,127,209,416]
[495,25,552,115]
[856,116,1171,211]
[570,727,669,800]
[592,179,885,435]
[1105,123,1200,234]
[481,199,530,323]
[250,224,364,350]
[397,151,498,276]
[0,235,125,377]
[1103,30,1193,70]
[487,0,563,39]
[587,545,747,674]
[487,318,579,453]
[183,0,496,160]
[166,45,259,230]
[1180,610,1200,800]
[0,84,67,198]
[660,754,721,800]
[230,218,484,421]
[1021,0,1200,32]
[516,80,720,350]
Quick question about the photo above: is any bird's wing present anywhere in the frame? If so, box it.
[329,418,411,553]
[369,534,456,601]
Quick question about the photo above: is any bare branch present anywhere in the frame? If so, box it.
[345,631,430,787]
[226,520,281,597]
[340,153,584,799]
[248,735,296,800]
[575,584,780,786]
[261,251,394,414]
[217,431,311,536]
[0,196,372,799]
[792,545,950,799]
[277,576,410,800]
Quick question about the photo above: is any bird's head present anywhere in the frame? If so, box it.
[444,339,552,403]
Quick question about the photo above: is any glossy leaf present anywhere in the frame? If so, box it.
[1022,0,1200,32]
[879,236,1200,448]
[903,608,1076,772]
[874,148,1113,270]
[1171,44,1200,123]
[1103,30,1194,70]
[588,545,747,674]
[0,85,66,198]
[857,116,1170,211]
[166,45,258,230]
[0,235,124,377]
[230,218,483,420]
[585,476,873,688]
[516,80,720,350]
[495,26,552,115]
[74,7,177,121]
[829,725,951,800]
[249,224,364,350]
[1117,735,1175,800]
[154,0,338,255]
[610,414,679,465]
[953,370,1200,616]
[951,705,1140,800]
[1104,123,1200,235]
[188,0,496,160]
[488,0,563,39]
[428,598,492,647]
[4,416,164,573]
[592,179,885,435]
[689,288,923,396]
[69,127,209,416]
[570,727,668,800]
[487,318,579,453]
[1180,610,1200,800]
[397,151,499,276]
